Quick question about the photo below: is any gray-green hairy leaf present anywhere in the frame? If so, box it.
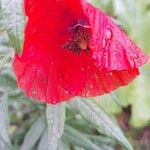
[0,93,11,150]
[0,55,9,70]
[57,141,70,150]
[21,115,46,150]
[46,104,66,150]
[38,129,48,150]
[74,146,85,150]
[63,125,101,150]
[85,134,116,147]
[1,0,25,53]
[69,98,133,150]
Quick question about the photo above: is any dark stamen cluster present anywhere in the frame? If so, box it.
[63,25,90,54]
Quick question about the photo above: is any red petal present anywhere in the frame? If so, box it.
[83,2,149,70]
[13,0,148,104]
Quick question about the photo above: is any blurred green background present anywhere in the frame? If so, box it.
[0,0,150,149]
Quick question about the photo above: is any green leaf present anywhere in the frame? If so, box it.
[21,115,46,150]
[1,0,25,53]
[0,31,10,49]
[46,103,66,150]
[0,55,10,70]
[69,98,133,150]
[74,146,85,150]
[63,125,101,150]
[57,141,70,150]
[38,130,71,150]
[38,129,48,150]
[0,93,12,150]
[100,145,115,150]
[85,134,116,147]
[0,69,17,92]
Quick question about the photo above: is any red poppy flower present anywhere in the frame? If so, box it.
[13,0,149,104]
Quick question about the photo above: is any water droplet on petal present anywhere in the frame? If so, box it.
[92,54,97,59]
[81,67,84,71]
[129,53,133,57]
[109,72,113,76]
[126,49,130,53]
[86,90,90,96]
[65,91,69,94]
[102,39,107,48]
[136,60,141,66]
[52,100,57,104]
[90,85,93,89]
[134,53,138,59]
[127,50,134,57]
[32,29,37,33]
[51,62,54,65]
[32,89,37,96]
[106,28,112,40]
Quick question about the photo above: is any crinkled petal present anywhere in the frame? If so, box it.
[82,2,149,70]
[13,0,148,104]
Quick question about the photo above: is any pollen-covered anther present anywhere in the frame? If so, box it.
[63,25,91,54]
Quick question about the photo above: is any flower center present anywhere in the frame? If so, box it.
[63,25,91,54]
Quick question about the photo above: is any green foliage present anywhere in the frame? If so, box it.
[1,0,25,53]
[46,104,66,150]
[0,94,12,150]
[63,125,101,150]
[69,98,133,150]
[21,115,46,150]
[0,0,150,150]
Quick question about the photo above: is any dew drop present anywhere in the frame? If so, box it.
[32,89,37,96]
[90,85,93,89]
[86,91,90,96]
[102,39,107,48]
[65,91,69,94]
[106,28,112,40]
[127,50,134,57]
[51,62,54,65]
[136,60,141,66]
[109,72,113,76]
[81,67,84,71]
[52,100,57,104]
[93,55,96,59]
[129,53,134,57]
[32,29,37,33]
[134,53,138,59]
[126,49,130,54]
[128,50,138,59]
